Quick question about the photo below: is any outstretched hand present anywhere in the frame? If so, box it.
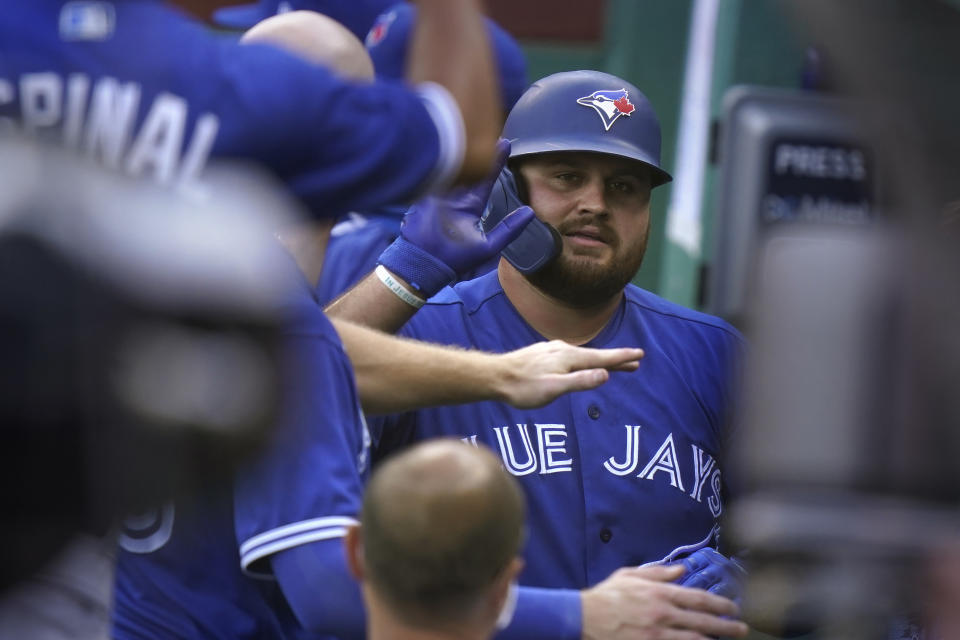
[582,565,749,640]
[496,341,644,409]
[378,139,534,297]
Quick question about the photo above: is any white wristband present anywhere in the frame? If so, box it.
[375,265,425,309]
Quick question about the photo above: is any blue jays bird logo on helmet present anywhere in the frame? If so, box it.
[576,89,636,131]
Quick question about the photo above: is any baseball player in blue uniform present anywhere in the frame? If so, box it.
[108,17,372,636]
[107,18,654,638]
[113,251,372,639]
[0,0,503,217]
[328,71,750,640]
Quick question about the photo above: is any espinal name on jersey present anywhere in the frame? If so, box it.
[0,72,219,190]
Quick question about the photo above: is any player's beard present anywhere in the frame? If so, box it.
[524,219,649,309]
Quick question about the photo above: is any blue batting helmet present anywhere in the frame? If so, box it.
[502,70,672,187]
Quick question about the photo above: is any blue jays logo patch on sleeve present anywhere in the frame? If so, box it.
[365,9,397,48]
[59,1,115,41]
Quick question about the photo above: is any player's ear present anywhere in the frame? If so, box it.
[343,524,365,580]
[491,557,524,630]
[507,159,530,204]
[507,556,524,582]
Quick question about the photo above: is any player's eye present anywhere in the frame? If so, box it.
[553,172,583,187]
[608,177,647,196]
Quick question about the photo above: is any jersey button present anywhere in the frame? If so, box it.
[587,405,601,420]
[599,528,612,543]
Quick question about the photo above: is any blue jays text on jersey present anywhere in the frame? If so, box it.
[112,263,371,639]
[1,0,462,215]
[373,270,744,590]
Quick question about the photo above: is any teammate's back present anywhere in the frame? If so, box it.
[0,1,455,216]
[0,0,496,216]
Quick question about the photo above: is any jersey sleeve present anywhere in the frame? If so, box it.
[213,42,463,216]
[233,312,369,578]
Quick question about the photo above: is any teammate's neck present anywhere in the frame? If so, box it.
[365,601,493,640]
[497,261,623,346]
[276,222,334,289]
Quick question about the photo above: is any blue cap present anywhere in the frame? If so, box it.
[365,2,529,114]
[214,0,396,40]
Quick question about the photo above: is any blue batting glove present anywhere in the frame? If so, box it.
[378,139,534,297]
[672,548,747,605]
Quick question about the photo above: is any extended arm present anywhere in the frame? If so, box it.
[498,565,749,640]
[275,543,579,640]
[272,539,366,640]
[326,140,533,331]
[576,565,749,640]
[408,0,500,183]
[323,266,424,333]
[330,317,643,415]
[274,544,747,640]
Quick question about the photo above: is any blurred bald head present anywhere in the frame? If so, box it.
[240,10,373,285]
[241,10,374,81]
[358,439,526,632]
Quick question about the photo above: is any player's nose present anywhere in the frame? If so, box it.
[576,175,607,216]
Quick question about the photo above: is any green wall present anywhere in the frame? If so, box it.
[695,0,809,304]
[519,1,692,295]
[517,0,815,305]
[604,0,692,295]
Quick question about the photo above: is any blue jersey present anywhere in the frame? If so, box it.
[316,210,500,304]
[374,270,744,589]
[113,269,370,639]
[0,0,459,216]
[315,210,403,304]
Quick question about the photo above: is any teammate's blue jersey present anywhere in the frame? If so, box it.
[0,0,456,216]
[316,210,500,304]
[373,270,744,589]
[315,210,403,304]
[113,268,370,639]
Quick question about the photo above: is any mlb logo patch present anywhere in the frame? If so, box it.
[577,88,636,131]
[365,10,398,48]
[59,1,115,41]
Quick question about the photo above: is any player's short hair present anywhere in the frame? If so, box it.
[361,439,525,629]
